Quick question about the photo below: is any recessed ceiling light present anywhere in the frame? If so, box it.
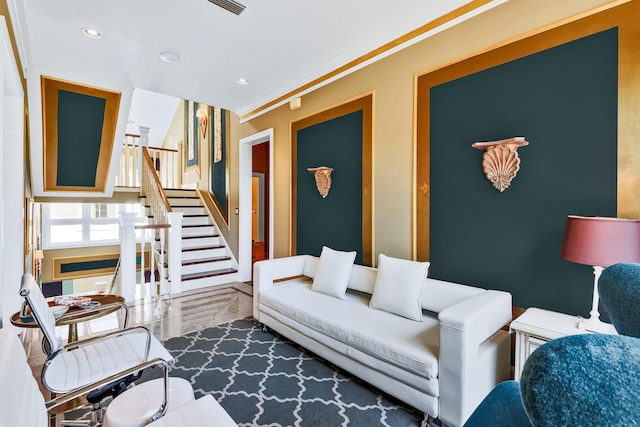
[236,78,249,85]
[80,27,102,39]
[159,52,180,63]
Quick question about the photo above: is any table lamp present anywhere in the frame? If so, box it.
[560,215,640,333]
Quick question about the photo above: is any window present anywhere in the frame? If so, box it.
[42,203,143,249]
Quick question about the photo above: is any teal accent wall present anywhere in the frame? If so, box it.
[429,28,618,317]
[56,90,106,187]
[296,110,364,264]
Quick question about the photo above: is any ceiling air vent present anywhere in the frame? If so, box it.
[207,0,246,16]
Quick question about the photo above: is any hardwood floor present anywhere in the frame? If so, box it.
[19,282,254,410]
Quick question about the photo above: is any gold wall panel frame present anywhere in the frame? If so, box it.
[51,251,150,281]
[291,93,373,266]
[41,75,121,192]
[415,1,640,261]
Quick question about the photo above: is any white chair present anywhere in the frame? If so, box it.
[0,328,238,427]
[18,273,174,425]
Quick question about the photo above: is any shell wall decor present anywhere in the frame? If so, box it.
[472,137,529,192]
[307,166,334,198]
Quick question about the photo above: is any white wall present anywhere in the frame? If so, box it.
[0,16,24,329]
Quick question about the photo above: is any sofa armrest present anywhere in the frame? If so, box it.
[438,290,512,427]
[253,255,310,321]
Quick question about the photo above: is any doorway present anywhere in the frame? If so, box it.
[252,173,267,264]
[238,129,274,282]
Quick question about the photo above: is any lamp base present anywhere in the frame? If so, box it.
[577,317,617,334]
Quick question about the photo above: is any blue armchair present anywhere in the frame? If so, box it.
[597,262,640,338]
[465,262,640,427]
[465,334,640,427]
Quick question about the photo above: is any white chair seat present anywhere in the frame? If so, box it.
[44,331,173,392]
[147,394,238,427]
[104,378,195,427]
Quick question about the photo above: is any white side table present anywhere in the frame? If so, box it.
[510,308,588,380]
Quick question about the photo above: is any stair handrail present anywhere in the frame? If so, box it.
[141,146,172,225]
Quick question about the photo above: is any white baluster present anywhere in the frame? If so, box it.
[119,212,138,303]
[140,230,146,293]
[149,229,154,295]
[159,228,166,296]
[139,126,150,190]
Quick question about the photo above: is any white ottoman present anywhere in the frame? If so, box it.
[104,377,195,427]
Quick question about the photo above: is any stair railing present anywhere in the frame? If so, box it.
[117,146,183,300]
[116,134,180,189]
[136,223,170,297]
[141,146,172,226]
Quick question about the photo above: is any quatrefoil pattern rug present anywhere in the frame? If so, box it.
[162,318,421,427]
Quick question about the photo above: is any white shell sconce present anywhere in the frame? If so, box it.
[472,137,529,192]
[307,166,334,198]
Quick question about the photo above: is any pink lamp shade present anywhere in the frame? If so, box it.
[560,216,640,267]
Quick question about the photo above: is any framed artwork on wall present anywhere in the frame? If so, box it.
[210,106,229,225]
[184,100,207,176]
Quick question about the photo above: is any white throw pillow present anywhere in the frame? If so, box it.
[311,246,357,300]
[369,254,430,321]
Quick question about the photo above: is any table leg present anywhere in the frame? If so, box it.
[68,324,78,343]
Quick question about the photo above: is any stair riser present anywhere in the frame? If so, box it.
[182,236,220,248]
[182,260,233,275]
[164,189,197,198]
[182,247,227,261]
[182,216,211,226]
[181,273,239,292]
[182,226,215,237]
[167,198,201,206]
[140,199,201,208]
[172,206,205,215]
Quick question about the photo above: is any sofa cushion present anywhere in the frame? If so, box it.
[259,281,439,380]
[311,246,357,300]
[346,306,440,378]
[370,254,429,321]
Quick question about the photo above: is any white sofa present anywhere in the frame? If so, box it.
[253,254,512,427]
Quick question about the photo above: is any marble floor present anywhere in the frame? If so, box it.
[20,281,253,410]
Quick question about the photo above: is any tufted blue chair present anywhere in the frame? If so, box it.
[598,262,640,338]
[464,333,640,427]
[465,262,640,427]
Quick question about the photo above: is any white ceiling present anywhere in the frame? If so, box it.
[8,0,508,196]
[8,0,505,120]
[125,89,181,147]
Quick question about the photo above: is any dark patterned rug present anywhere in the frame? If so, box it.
[72,318,422,426]
[162,318,421,426]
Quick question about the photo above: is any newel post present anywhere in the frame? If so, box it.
[168,212,183,295]
[138,126,150,189]
[119,212,138,302]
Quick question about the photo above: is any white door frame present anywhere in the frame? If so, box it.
[0,16,25,329]
[238,128,274,282]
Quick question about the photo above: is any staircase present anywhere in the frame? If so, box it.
[143,189,238,292]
